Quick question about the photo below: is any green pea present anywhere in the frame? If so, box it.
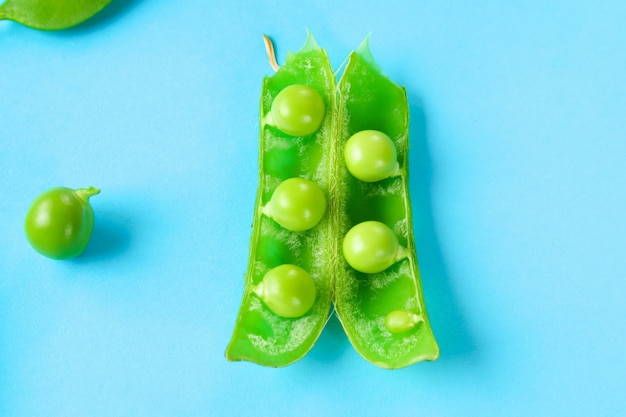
[344,130,399,182]
[342,221,406,274]
[385,310,423,333]
[24,186,100,259]
[0,0,112,31]
[268,84,325,137]
[254,264,317,318]
[264,177,326,232]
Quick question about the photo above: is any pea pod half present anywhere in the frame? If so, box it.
[333,38,439,369]
[0,0,112,30]
[225,33,336,367]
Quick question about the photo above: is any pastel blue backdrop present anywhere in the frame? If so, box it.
[1,1,625,416]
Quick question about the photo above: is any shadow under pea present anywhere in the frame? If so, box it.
[73,205,133,262]
[407,95,477,362]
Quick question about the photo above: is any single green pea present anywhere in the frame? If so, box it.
[385,310,423,333]
[264,177,326,232]
[342,221,406,274]
[344,130,399,182]
[24,186,100,260]
[254,264,317,318]
[0,0,112,31]
[269,84,325,137]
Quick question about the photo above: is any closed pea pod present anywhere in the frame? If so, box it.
[0,0,112,30]
[226,33,335,367]
[333,38,439,369]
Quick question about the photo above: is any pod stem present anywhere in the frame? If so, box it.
[251,281,265,300]
[391,161,402,178]
[262,111,274,129]
[263,35,280,72]
[75,186,101,202]
[260,203,273,218]
[396,245,410,262]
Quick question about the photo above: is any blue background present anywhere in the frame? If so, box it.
[1,1,625,416]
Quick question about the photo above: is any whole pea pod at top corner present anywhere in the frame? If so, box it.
[333,37,440,369]
[0,0,113,30]
[225,32,336,367]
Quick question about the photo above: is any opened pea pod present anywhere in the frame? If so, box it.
[227,33,438,369]
[225,33,336,367]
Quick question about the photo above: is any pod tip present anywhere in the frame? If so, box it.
[356,32,382,73]
[299,28,320,53]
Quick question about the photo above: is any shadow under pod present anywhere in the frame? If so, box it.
[408,95,478,362]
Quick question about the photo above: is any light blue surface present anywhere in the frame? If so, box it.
[2,1,625,416]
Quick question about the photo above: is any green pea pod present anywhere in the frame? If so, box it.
[228,33,438,369]
[334,38,439,369]
[225,33,336,367]
[0,0,112,30]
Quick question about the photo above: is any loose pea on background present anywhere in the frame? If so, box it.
[24,186,100,259]
[2,0,626,416]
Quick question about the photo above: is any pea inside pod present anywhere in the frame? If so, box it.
[342,221,408,274]
[385,310,423,334]
[344,130,400,182]
[268,84,326,137]
[0,0,112,30]
[263,177,326,232]
[254,264,317,319]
